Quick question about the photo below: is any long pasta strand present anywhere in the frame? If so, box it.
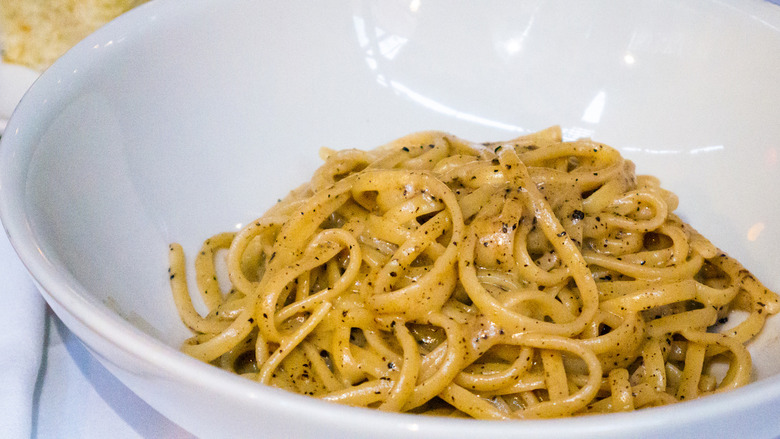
[169,127,778,418]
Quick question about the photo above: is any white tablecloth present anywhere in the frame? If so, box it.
[3,3,780,433]
[0,229,194,439]
[0,61,194,439]
[33,309,195,438]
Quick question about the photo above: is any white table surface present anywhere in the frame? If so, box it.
[0,61,195,439]
[33,309,195,439]
[4,2,780,436]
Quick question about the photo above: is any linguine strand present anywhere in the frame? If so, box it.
[169,127,778,418]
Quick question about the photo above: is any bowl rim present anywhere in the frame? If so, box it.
[3,0,780,436]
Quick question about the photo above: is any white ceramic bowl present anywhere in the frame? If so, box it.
[3,0,780,437]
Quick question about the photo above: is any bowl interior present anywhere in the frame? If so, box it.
[3,0,780,436]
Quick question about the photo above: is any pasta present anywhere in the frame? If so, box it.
[168,127,779,418]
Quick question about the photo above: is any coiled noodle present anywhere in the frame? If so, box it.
[168,127,779,418]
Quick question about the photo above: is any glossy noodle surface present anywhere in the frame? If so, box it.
[169,127,779,418]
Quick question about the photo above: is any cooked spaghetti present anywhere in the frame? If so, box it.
[168,127,779,418]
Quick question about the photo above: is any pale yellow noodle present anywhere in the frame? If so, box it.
[169,127,778,419]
